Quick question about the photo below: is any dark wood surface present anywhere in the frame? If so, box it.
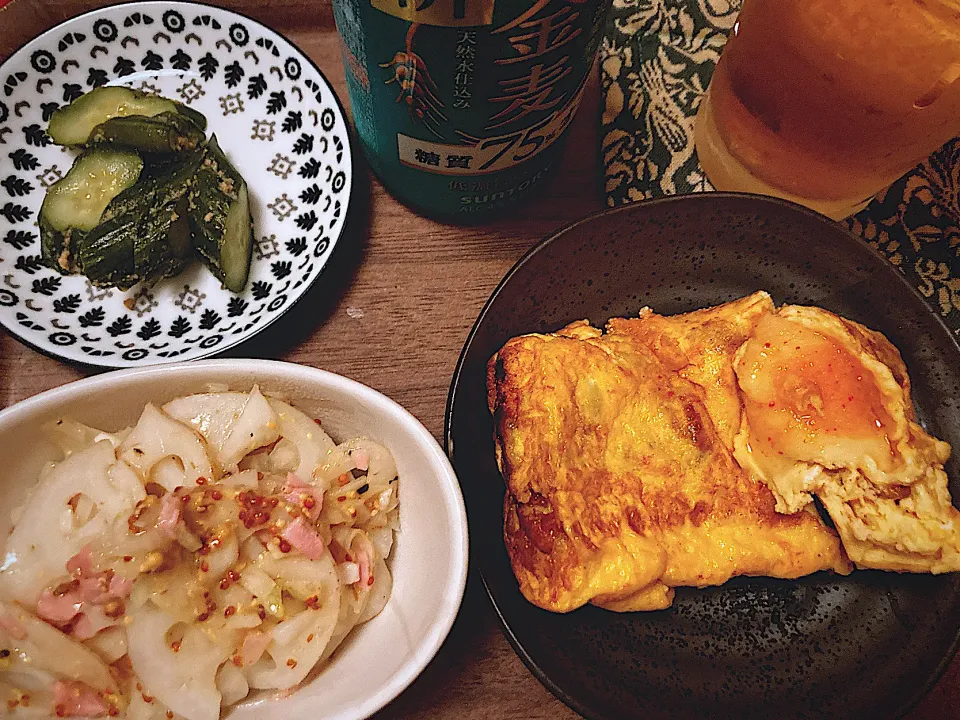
[1,1,958,718]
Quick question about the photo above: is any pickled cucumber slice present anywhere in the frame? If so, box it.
[77,205,191,290]
[48,86,208,147]
[172,104,208,133]
[126,150,202,285]
[39,150,143,274]
[134,150,203,274]
[168,197,194,261]
[188,137,253,293]
[39,225,81,275]
[87,112,205,153]
[77,213,137,289]
[40,151,143,232]
[217,187,252,292]
[76,151,202,288]
[140,201,194,286]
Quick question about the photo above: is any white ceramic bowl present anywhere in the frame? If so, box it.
[0,360,468,720]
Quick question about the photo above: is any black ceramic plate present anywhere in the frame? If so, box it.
[445,194,960,720]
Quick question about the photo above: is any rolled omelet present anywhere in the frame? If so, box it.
[487,293,851,614]
[489,292,960,614]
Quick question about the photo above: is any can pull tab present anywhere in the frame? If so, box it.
[914,61,960,109]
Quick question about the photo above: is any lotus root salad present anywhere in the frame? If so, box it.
[0,387,399,719]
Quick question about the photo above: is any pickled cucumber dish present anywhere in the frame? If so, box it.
[39,86,254,293]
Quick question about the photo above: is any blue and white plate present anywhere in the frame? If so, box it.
[0,1,352,367]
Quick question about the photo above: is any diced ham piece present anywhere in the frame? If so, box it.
[36,588,83,624]
[79,577,111,605]
[284,473,310,490]
[108,574,132,599]
[95,573,129,603]
[66,546,93,577]
[53,680,109,717]
[72,606,114,641]
[157,492,182,539]
[280,518,326,560]
[280,490,322,520]
[352,534,374,588]
[241,630,272,668]
[352,450,369,472]
[0,610,26,640]
[44,576,122,638]
[38,553,130,634]
[282,474,322,520]
[72,614,95,641]
[357,549,371,588]
[280,489,301,504]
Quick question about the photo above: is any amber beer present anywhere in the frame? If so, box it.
[333,0,610,221]
[695,0,960,220]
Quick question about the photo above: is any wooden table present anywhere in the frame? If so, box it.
[0,2,958,719]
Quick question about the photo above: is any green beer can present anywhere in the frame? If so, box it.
[332,0,611,220]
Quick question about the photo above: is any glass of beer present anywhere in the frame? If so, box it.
[694,0,960,220]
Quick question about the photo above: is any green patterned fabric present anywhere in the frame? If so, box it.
[599,0,960,334]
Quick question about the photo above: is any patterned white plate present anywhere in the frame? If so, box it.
[0,1,352,366]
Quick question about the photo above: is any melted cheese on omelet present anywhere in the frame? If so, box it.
[733,306,960,573]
